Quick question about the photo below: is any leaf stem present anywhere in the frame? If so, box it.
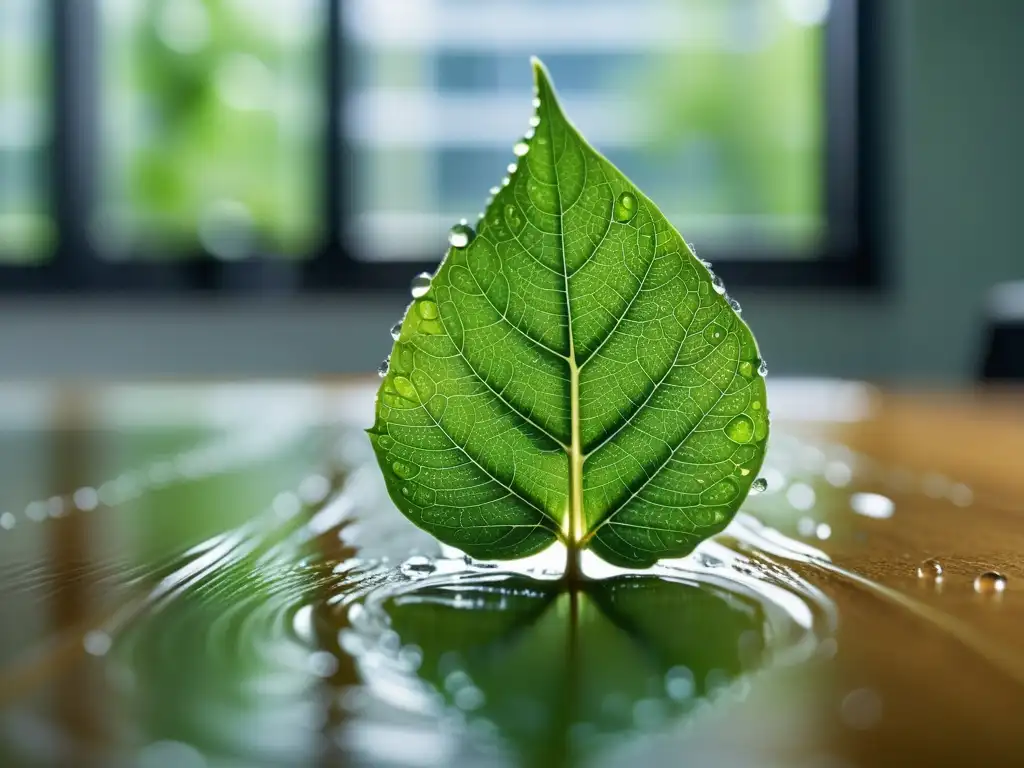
[565,356,585,584]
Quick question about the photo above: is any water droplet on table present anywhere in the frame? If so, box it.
[849,492,895,520]
[401,555,436,577]
[613,191,638,222]
[448,223,475,249]
[916,558,943,580]
[841,688,883,730]
[410,272,432,298]
[797,517,816,537]
[974,571,1007,594]
[786,482,816,511]
[83,630,112,657]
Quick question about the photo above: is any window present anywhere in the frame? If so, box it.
[0,0,874,292]
[343,0,830,263]
[95,0,325,261]
[0,0,52,263]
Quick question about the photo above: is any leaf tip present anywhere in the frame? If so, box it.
[530,56,555,103]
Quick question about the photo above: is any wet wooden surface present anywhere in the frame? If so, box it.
[0,380,1021,767]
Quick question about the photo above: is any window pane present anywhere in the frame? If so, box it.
[0,0,52,263]
[344,0,827,262]
[96,0,325,261]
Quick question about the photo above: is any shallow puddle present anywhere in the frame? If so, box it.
[1,382,1023,766]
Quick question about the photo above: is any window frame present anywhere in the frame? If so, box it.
[0,0,882,295]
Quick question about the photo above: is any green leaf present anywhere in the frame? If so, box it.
[384,574,764,765]
[368,58,768,569]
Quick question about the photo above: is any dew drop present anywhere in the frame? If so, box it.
[711,274,726,295]
[401,555,436,577]
[974,571,1007,594]
[389,323,401,341]
[751,477,768,493]
[613,191,638,223]
[513,141,530,157]
[377,357,390,377]
[916,558,943,580]
[393,376,417,401]
[417,300,439,320]
[757,358,769,377]
[448,223,475,249]
[728,297,742,313]
[532,96,541,108]
[724,414,754,443]
[410,272,432,298]
[501,175,511,187]
[507,163,518,174]
[489,185,500,195]
[400,486,410,497]
[738,361,754,379]
[524,128,535,140]
[529,115,541,128]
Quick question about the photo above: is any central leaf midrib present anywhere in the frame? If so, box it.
[544,95,586,548]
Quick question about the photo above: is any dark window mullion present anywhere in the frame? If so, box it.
[51,0,100,290]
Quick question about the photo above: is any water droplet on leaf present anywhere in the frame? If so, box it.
[725,414,754,443]
[758,358,769,377]
[377,357,390,377]
[613,191,638,223]
[751,477,768,493]
[393,376,417,401]
[448,223,475,249]
[507,163,518,174]
[513,141,529,157]
[390,323,401,340]
[410,272,432,298]
[729,297,742,313]
[528,115,541,128]
[392,460,415,479]
[417,300,438,320]
[711,274,726,295]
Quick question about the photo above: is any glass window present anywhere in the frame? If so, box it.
[95,0,326,261]
[0,0,52,263]
[343,0,827,262]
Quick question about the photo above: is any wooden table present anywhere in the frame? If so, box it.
[0,380,1021,767]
